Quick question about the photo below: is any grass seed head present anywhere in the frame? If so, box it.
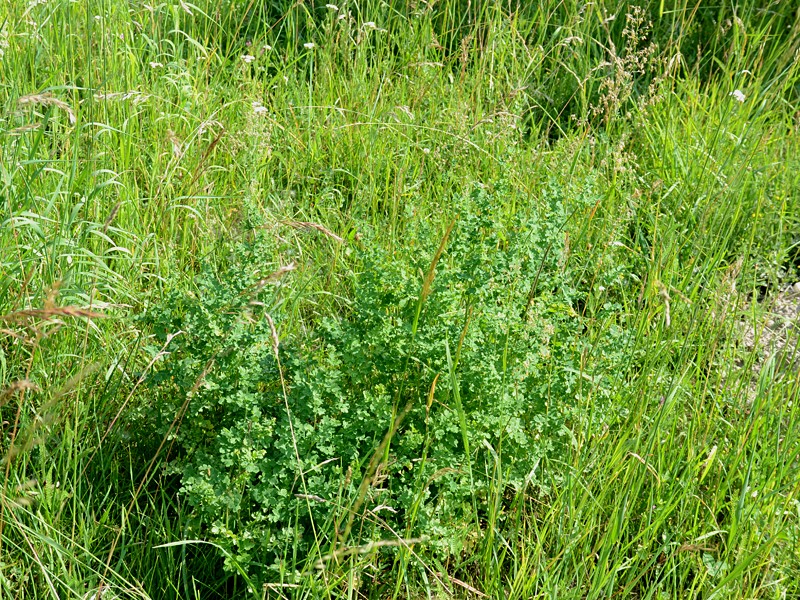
[18,92,76,124]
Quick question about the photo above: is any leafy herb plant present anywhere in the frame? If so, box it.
[141,182,605,582]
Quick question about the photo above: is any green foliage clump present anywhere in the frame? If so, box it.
[141,182,596,578]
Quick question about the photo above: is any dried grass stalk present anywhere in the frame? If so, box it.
[18,93,77,124]
[284,220,345,243]
[0,306,107,323]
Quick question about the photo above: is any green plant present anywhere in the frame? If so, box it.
[3,0,800,597]
[140,182,610,584]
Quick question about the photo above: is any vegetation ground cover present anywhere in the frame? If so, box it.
[1,0,800,598]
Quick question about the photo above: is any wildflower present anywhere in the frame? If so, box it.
[262,44,272,52]
[149,61,163,69]
[338,13,347,20]
[731,89,746,103]
[325,3,338,10]
[364,21,377,29]
[303,42,315,49]
[252,101,268,115]
[242,54,256,63]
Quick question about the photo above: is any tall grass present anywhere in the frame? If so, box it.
[1,0,799,597]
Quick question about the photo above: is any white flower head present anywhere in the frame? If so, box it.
[262,44,272,52]
[364,21,377,29]
[149,61,163,69]
[303,42,315,49]
[252,101,268,115]
[242,54,256,63]
[325,3,338,10]
[731,89,746,103]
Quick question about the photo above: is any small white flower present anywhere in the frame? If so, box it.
[338,13,347,20]
[149,61,163,68]
[422,147,430,154]
[364,21,376,29]
[325,3,338,10]
[262,44,272,51]
[252,101,268,115]
[242,54,256,63]
[303,42,315,49]
[731,89,746,103]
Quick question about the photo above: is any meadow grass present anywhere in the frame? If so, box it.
[1,0,800,598]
